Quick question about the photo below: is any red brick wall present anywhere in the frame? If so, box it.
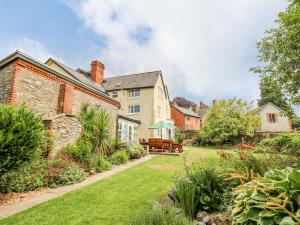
[184,116,201,130]
[58,83,74,114]
[171,105,185,130]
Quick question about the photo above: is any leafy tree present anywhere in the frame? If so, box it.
[251,1,300,104]
[199,99,260,144]
[258,76,293,115]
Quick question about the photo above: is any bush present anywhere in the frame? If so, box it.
[172,168,226,219]
[0,159,85,193]
[95,157,111,173]
[64,137,93,168]
[127,144,145,159]
[108,151,128,165]
[128,203,193,225]
[0,104,45,174]
[260,133,300,155]
[44,160,85,187]
[219,151,267,176]
[0,160,48,193]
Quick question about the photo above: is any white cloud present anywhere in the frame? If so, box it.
[0,38,62,63]
[66,0,288,103]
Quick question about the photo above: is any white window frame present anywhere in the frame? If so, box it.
[128,89,140,99]
[128,105,140,114]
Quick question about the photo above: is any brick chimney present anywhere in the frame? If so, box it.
[91,60,105,85]
[192,104,197,113]
[199,102,204,108]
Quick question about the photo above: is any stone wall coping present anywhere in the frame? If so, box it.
[43,113,78,121]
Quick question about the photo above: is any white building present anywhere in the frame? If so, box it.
[258,102,292,133]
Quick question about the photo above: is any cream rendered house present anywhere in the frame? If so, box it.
[103,71,173,140]
[258,102,292,133]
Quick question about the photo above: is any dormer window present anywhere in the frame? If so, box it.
[128,89,140,98]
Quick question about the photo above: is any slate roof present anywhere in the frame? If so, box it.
[173,105,201,118]
[102,71,161,91]
[46,58,106,92]
[0,51,119,106]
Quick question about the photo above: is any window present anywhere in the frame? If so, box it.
[128,105,140,114]
[112,91,118,98]
[158,87,164,98]
[157,105,161,117]
[128,89,140,98]
[268,113,276,123]
[117,122,122,140]
[186,116,190,121]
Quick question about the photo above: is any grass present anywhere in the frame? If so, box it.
[0,146,231,225]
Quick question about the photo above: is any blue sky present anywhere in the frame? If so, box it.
[0,0,289,106]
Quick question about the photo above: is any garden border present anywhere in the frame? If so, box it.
[0,155,154,219]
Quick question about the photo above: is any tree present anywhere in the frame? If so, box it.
[251,1,300,104]
[172,97,195,108]
[79,104,111,156]
[258,76,293,116]
[199,99,260,144]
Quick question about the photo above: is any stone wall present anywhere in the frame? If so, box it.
[0,64,13,103]
[44,114,82,157]
[73,90,118,137]
[15,67,60,118]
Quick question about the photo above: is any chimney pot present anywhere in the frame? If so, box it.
[91,60,105,84]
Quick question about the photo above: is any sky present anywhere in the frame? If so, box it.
[0,0,289,105]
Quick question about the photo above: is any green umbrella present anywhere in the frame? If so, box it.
[149,121,175,129]
[149,121,175,138]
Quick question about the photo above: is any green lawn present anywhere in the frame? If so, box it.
[0,147,229,225]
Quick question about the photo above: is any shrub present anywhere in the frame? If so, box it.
[95,157,111,173]
[172,168,226,218]
[108,151,128,165]
[0,104,45,174]
[221,152,267,176]
[108,138,127,156]
[0,160,49,193]
[173,177,197,218]
[79,104,111,156]
[0,159,85,193]
[65,138,93,164]
[129,203,193,225]
[127,144,145,159]
[230,168,300,225]
[44,160,85,187]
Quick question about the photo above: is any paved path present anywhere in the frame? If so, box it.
[0,155,154,219]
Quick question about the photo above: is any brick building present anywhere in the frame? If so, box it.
[171,104,201,131]
[0,51,120,156]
